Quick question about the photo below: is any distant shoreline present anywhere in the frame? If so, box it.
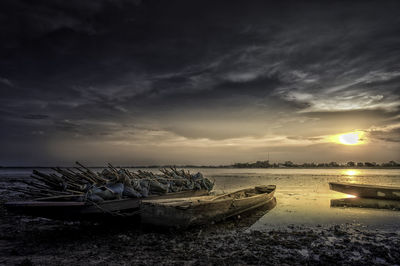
[1,166,399,169]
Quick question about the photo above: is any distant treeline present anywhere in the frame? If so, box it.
[232,160,400,168]
[1,160,399,169]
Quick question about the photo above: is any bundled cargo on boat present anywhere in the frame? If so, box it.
[13,162,214,202]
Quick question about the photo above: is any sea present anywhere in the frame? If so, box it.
[1,167,400,230]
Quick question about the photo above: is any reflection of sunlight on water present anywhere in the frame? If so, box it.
[330,191,357,199]
[342,169,361,176]
[342,169,362,183]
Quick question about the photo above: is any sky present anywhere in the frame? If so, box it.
[0,0,399,166]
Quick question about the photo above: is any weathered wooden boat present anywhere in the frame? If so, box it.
[331,198,400,211]
[140,185,276,227]
[4,189,209,220]
[329,182,400,200]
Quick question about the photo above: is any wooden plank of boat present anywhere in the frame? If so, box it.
[140,185,276,227]
[4,189,210,220]
[81,189,210,214]
[331,198,400,211]
[329,182,400,200]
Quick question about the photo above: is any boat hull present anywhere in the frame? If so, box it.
[331,197,400,211]
[4,189,210,220]
[141,185,276,227]
[329,182,400,200]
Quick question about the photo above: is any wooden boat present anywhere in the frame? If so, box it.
[4,189,209,220]
[329,182,400,200]
[140,185,276,227]
[331,198,400,211]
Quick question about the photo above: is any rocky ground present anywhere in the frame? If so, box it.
[1,202,399,266]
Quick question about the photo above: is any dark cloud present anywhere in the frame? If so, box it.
[23,114,49,120]
[368,127,400,143]
[300,109,399,122]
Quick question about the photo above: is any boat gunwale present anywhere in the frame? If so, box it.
[142,186,276,208]
[329,182,400,190]
[4,189,210,209]
[210,185,276,201]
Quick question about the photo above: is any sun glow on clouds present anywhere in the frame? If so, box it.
[107,129,318,149]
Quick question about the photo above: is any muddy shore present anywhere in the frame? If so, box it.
[1,203,399,266]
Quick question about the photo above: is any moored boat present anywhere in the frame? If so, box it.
[329,182,400,200]
[140,185,276,227]
[4,189,209,220]
[4,163,215,220]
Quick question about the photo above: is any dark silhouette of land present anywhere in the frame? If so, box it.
[231,160,400,168]
[1,160,399,169]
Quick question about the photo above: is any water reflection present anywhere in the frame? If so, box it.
[331,197,400,211]
[342,169,360,176]
[218,197,277,230]
[237,197,277,227]
[340,169,363,184]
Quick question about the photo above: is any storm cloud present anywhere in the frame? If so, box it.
[0,0,399,165]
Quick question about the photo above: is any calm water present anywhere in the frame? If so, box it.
[200,168,400,230]
[1,168,400,229]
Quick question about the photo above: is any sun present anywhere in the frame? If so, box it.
[329,131,365,145]
[339,132,359,145]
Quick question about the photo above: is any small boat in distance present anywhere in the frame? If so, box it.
[140,185,276,227]
[329,182,400,200]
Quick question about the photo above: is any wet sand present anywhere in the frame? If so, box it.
[1,203,399,265]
